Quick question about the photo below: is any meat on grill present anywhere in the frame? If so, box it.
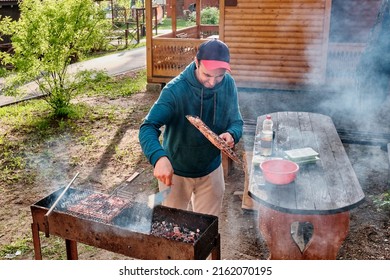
[67,193,131,223]
[186,115,244,168]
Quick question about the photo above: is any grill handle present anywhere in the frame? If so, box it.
[44,172,80,237]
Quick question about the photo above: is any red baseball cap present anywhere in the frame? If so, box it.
[196,39,231,72]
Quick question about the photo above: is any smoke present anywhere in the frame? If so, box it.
[239,0,390,134]
[26,131,157,234]
[26,133,75,191]
[111,202,153,234]
[323,0,390,130]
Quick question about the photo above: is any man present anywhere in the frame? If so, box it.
[139,39,243,217]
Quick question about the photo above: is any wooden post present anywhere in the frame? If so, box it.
[222,153,232,177]
[241,151,259,211]
[146,0,153,82]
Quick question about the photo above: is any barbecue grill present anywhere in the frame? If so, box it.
[30,187,220,260]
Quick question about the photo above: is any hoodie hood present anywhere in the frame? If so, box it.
[179,61,224,123]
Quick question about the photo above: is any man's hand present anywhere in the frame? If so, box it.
[154,156,174,186]
[219,132,235,148]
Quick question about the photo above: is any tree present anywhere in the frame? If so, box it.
[0,0,110,117]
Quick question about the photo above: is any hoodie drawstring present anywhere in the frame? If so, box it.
[200,89,203,119]
[213,93,216,125]
[200,89,217,126]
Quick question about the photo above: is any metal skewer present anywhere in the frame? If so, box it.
[44,172,80,237]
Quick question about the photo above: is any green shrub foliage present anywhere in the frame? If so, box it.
[0,0,110,118]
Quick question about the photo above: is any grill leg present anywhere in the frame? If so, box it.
[31,223,42,260]
[210,234,221,260]
[65,239,78,260]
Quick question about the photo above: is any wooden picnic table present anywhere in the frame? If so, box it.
[248,112,365,259]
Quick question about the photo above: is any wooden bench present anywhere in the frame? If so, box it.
[248,112,365,259]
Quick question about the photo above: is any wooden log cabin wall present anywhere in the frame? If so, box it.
[222,0,332,89]
[146,0,383,90]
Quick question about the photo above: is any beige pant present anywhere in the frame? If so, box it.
[158,164,225,217]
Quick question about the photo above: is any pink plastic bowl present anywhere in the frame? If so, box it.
[260,159,299,185]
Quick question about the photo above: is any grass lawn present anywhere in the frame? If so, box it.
[158,17,194,31]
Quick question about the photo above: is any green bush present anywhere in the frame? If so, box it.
[0,0,110,119]
[201,7,219,25]
[187,7,219,25]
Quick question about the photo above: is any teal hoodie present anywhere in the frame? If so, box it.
[139,61,243,178]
